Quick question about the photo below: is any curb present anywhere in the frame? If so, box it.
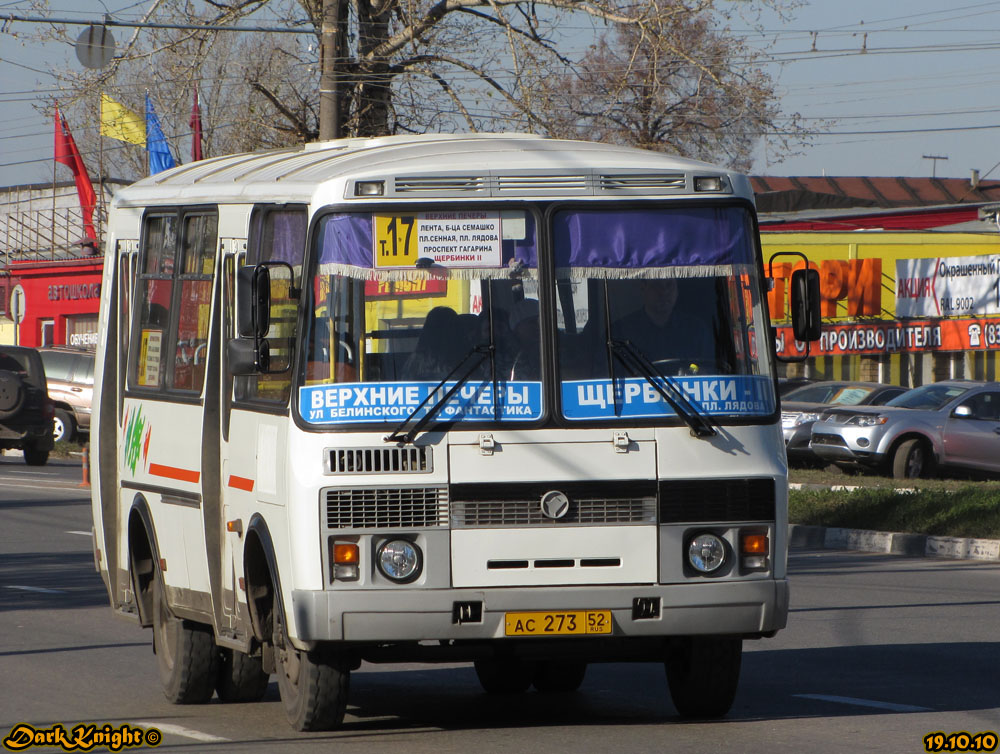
[788,524,1000,561]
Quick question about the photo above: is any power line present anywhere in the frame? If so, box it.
[0,12,312,34]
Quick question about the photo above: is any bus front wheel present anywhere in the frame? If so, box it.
[152,576,219,703]
[665,636,742,719]
[273,596,349,731]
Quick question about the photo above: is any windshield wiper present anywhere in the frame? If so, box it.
[609,339,717,438]
[384,343,493,445]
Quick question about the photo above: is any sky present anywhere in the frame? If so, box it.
[3,0,1000,186]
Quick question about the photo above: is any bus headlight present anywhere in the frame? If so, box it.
[687,533,727,574]
[376,539,422,583]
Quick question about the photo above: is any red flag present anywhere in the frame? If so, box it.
[54,105,97,241]
[189,85,203,162]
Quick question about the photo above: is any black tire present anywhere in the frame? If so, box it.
[23,442,49,466]
[53,409,75,443]
[152,576,219,704]
[474,658,534,694]
[665,636,742,719]
[891,438,932,479]
[532,660,587,693]
[216,647,270,703]
[0,370,24,419]
[273,595,349,731]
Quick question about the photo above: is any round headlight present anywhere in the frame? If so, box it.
[376,539,422,583]
[687,533,727,574]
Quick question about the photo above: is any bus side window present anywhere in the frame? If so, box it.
[131,215,176,389]
[170,213,217,392]
[235,207,307,404]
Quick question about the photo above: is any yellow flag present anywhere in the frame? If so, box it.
[100,93,146,145]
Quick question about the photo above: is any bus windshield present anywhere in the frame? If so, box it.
[297,204,775,428]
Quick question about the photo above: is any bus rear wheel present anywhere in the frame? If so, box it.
[152,576,219,703]
[532,660,587,693]
[273,596,349,730]
[474,658,534,694]
[216,648,270,703]
[665,636,742,719]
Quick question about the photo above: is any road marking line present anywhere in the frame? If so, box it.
[66,530,93,536]
[794,694,930,712]
[6,585,68,594]
[135,722,230,743]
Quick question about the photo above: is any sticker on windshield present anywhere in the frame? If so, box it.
[300,380,543,424]
[561,375,775,420]
[374,211,502,268]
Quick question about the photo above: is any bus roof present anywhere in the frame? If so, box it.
[111,133,751,208]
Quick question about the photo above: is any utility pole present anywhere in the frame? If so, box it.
[319,0,340,140]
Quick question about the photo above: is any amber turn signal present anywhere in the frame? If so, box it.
[741,533,768,555]
[333,543,360,564]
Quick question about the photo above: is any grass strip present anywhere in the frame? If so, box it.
[789,486,1000,540]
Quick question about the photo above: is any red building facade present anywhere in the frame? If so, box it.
[3,258,104,349]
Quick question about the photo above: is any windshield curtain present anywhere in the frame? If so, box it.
[553,206,775,421]
[299,210,543,427]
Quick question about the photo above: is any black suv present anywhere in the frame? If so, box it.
[0,346,55,465]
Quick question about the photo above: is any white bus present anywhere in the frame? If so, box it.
[90,133,819,731]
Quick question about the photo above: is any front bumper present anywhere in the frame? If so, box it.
[811,427,885,464]
[291,578,789,644]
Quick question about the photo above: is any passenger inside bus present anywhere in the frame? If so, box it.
[404,306,466,380]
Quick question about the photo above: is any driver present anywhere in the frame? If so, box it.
[612,278,714,371]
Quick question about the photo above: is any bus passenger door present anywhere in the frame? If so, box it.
[220,207,307,642]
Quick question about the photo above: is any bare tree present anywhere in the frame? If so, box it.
[32,0,803,180]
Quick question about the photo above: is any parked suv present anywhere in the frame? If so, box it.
[810,380,1000,479]
[781,380,907,465]
[39,347,94,442]
[0,345,55,465]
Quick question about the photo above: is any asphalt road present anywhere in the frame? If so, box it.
[1,453,998,753]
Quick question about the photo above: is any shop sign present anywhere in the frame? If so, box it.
[896,255,1000,317]
[774,318,1000,358]
[48,282,101,301]
[769,258,881,320]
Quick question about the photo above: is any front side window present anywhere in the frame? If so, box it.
[299,209,541,427]
[553,206,775,421]
[235,207,307,404]
[131,211,217,393]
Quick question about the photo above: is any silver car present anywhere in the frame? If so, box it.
[781,381,906,465]
[810,380,1000,479]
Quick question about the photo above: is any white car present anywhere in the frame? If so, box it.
[810,381,1000,478]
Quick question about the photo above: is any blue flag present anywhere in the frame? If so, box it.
[145,94,176,174]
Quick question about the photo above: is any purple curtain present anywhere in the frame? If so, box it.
[269,211,308,265]
[553,207,752,269]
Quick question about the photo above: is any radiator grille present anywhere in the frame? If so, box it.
[328,446,432,474]
[659,478,775,523]
[325,487,449,529]
[453,496,656,527]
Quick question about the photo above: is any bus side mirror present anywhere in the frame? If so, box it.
[237,265,271,339]
[227,337,270,375]
[790,268,822,342]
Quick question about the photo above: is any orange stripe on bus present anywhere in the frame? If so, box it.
[148,463,201,484]
[228,475,255,492]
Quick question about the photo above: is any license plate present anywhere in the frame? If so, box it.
[504,610,612,636]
